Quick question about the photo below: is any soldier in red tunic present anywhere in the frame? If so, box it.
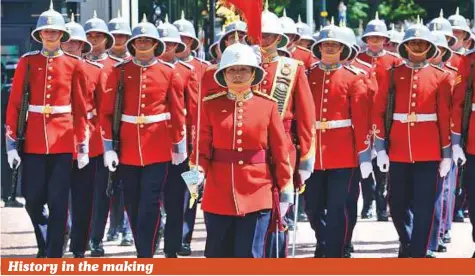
[158,16,199,258]
[5,2,89,258]
[306,23,372,258]
[82,11,124,256]
[279,10,317,70]
[189,41,293,257]
[61,13,101,258]
[357,12,403,222]
[105,9,134,248]
[373,22,452,258]
[100,15,187,258]
[258,7,315,258]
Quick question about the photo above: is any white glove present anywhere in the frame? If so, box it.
[360,161,373,179]
[279,202,290,219]
[104,150,119,172]
[7,149,21,169]
[298,170,311,182]
[376,150,390,173]
[77,153,89,169]
[439,158,452,178]
[172,152,188,165]
[452,144,467,166]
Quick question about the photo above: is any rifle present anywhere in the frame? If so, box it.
[7,30,33,204]
[106,65,125,197]
[380,67,396,189]
[457,61,474,190]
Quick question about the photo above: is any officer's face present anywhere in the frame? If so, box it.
[296,39,313,50]
[453,30,467,42]
[406,39,429,54]
[320,41,343,56]
[224,32,245,47]
[262,33,281,48]
[133,37,156,53]
[165,42,178,53]
[366,36,387,52]
[181,36,194,49]
[61,40,84,54]
[87,32,107,47]
[113,34,129,47]
[39,29,63,43]
[225,66,253,84]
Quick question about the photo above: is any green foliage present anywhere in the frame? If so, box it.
[378,0,426,23]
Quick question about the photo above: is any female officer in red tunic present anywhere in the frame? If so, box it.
[189,41,293,258]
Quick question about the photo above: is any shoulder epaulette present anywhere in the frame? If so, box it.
[355,58,372,69]
[206,64,218,72]
[453,51,463,57]
[309,61,320,71]
[386,51,400,58]
[203,91,227,102]
[430,64,446,73]
[85,59,104,69]
[114,59,131,67]
[196,57,211,66]
[178,60,194,70]
[445,63,458,72]
[21,50,39,57]
[281,56,304,67]
[343,65,360,75]
[296,46,312,53]
[159,60,175,69]
[465,49,475,57]
[64,52,81,60]
[253,91,278,102]
[109,55,122,62]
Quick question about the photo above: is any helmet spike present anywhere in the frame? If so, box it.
[93,10,97,18]
[142,13,147,23]
[320,25,323,31]
[181,10,185,19]
[390,23,395,30]
[331,16,334,25]
[456,7,460,15]
[298,14,302,23]
[118,9,121,18]
[416,14,420,24]
[234,30,239,44]
[439,9,444,18]
[375,11,379,20]
[71,12,75,23]
[283,8,287,17]
[165,14,169,23]
[264,0,269,11]
[400,25,404,32]
[49,0,54,10]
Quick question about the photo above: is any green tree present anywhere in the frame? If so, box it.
[378,0,426,23]
[347,0,369,28]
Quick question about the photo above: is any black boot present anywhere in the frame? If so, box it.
[436,239,447,253]
[36,249,46,258]
[377,211,389,222]
[165,252,178,258]
[4,198,24,208]
[425,250,436,258]
[89,240,105,257]
[120,232,134,246]
[344,244,352,258]
[472,251,475,258]
[314,243,325,258]
[73,252,85,258]
[398,243,410,258]
[177,243,191,256]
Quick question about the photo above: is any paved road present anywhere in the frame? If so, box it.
[1,198,474,258]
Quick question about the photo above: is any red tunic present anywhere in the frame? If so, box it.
[100,59,186,166]
[190,91,293,216]
[6,50,88,155]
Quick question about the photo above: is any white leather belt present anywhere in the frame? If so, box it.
[316,119,352,130]
[472,103,475,111]
[28,104,71,114]
[393,112,437,123]
[121,112,171,124]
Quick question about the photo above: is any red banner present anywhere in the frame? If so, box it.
[222,0,263,45]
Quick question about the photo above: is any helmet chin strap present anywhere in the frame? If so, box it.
[225,70,256,94]
[132,42,158,54]
[404,43,431,58]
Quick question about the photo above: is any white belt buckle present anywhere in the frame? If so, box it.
[319,121,329,130]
